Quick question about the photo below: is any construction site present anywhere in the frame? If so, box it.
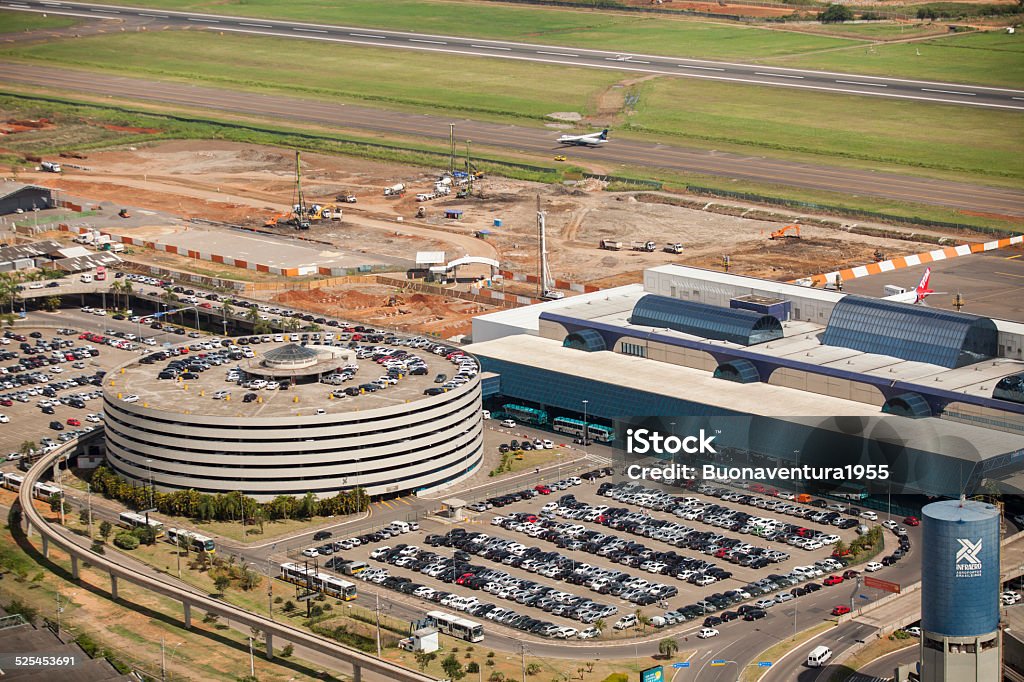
[2,111,1009,336]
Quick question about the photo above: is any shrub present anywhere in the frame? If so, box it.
[818,4,854,22]
[113,532,139,550]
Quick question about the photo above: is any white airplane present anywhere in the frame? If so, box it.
[883,267,943,305]
[557,129,609,146]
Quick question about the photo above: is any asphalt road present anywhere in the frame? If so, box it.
[3,62,1024,218]
[4,0,1024,111]
[841,248,1024,322]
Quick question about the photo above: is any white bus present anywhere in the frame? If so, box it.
[278,563,357,601]
[425,610,485,642]
[2,472,24,491]
[32,482,63,502]
[119,511,166,537]
[166,527,215,553]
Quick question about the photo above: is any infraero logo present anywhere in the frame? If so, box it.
[955,538,983,578]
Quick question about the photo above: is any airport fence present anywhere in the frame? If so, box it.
[583,173,663,190]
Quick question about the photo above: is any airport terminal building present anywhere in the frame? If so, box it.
[467,266,1024,500]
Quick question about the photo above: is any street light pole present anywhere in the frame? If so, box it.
[582,400,589,457]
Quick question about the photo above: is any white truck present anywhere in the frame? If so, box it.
[600,239,623,251]
[664,243,684,254]
[631,241,656,252]
[110,243,125,253]
[384,183,406,197]
[73,230,99,245]
[40,161,61,173]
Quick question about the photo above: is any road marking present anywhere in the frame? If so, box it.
[409,38,446,44]
[294,27,327,33]
[1014,97,1024,101]
[630,60,650,64]
[921,88,975,96]
[835,80,888,88]
[91,7,119,11]
[188,17,219,22]
[139,12,169,17]
[240,22,272,27]
[472,44,511,50]
[350,32,386,38]
[995,271,1024,279]
[1007,254,1022,260]
[755,72,804,79]
[678,65,725,71]
[604,57,629,61]
[537,51,578,57]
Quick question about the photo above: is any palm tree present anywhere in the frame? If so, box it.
[19,440,36,457]
[0,273,19,314]
[245,305,259,326]
[108,280,123,311]
[658,638,678,659]
[593,618,605,635]
[42,296,61,312]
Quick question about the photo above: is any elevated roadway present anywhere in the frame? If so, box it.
[16,437,438,682]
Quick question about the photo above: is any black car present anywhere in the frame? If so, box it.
[314,530,333,541]
[46,281,60,288]
[743,609,767,621]
[42,405,55,415]
[49,420,64,431]
[434,373,447,384]
[242,392,258,403]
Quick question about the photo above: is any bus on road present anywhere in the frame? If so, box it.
[424,610,484,642]
[119,511,165,537]
[166,527,215,553]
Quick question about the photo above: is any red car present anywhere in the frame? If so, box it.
[66,418,81,426]
[903,516,920,526]
[831,605,851,616]
[823,575,845,586]
[534,485,551,495]
[0,399,11,407]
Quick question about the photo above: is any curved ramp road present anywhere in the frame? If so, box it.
[3,62,1023,216]
[18,441,438,682]
[2,0,1023,110]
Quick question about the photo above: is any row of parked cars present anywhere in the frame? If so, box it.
[367,528,616,638]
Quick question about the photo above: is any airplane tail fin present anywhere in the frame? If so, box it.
[599,129,608,140]
[916,267,933,294]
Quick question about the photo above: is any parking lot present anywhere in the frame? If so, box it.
[286,471,916,643]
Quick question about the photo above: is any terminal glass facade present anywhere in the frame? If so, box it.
[629,295,783,346]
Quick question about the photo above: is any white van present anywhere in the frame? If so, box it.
[390,520,411,534]
[806,646,832,667]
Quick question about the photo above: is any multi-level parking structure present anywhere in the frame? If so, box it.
[101,341,484,501]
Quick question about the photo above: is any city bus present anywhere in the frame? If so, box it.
[424,610,485,642]
[118,511,166,537]
[552,417,615,443]
[502,404,549,426]
[95,265,107,282]
[32,482,63,501]
[2,472,24,491]
[278,563,357,601]
[586,423,615,443]
[166,527,215,554]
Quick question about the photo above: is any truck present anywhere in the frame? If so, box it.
[109,243,125,254]
[384,183,406,197]
[73,230,99,245]
[631,241,656,252]
[664,243,684,254]
[600,239,623,251]
[40,161,61,173]
[94,234,111,247]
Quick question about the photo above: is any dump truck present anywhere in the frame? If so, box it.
[40,161,61,173]
[631,241,656,252]
[600,239,623,251]
[384,183,406,197]
[664,243,684,254]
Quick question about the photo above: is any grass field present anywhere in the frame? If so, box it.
[82,0,1024,85]
[2,31,624,120]
[764,30,1024,88]
[0,8,77,33]
[627,77,1023,181]
[789,22,950,39]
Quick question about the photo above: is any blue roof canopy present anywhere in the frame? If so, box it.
[629,295,783,346]
[821,296,997,368]
[563,329,607,352]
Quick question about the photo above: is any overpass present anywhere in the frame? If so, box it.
[17,439,437,682]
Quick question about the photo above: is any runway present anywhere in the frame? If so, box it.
[2,0,1024,110]
[3,63,1024,216]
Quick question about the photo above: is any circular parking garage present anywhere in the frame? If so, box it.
[102,338,484,501]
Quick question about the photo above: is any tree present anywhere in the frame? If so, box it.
[283,600,296,613]
[488,673,505,682]
[49,493,66,514]
[414,651,437,671]
[593,618,605,633]
[113,532,139,550]
[239,568,262,591]
[213,574,231,593]
[245,305,260,326]
[99,520,112,541]
[818,3,853,22]
[19,440,36,457]
[658,638,678,659]
[280,644,294,658]
[467,662,480,673]
[441,653,466,680]
[526,662,542,676]
[917,6,939,18]
[42,296,61,312]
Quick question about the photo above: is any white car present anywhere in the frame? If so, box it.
[212,390,230,400]
[1002,591,1021,605]
[500,419,516,428]
[865,562,883,572]
[882,520,898,530]
[860,511,878,521]
[698,628,719,639]
[542,439,554,449]
[903,626,921,637]
[301,547,319,558]
[577,627,600,640]
[0,414,8,423]
[121,394,139,403]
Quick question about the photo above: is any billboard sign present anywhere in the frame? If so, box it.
[864,577,901,594]
[640,666,664,682]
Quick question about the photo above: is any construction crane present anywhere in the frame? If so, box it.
[265,151,311,229]
[769,224,801,240]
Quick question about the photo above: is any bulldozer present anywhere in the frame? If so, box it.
[117,208,131,219]
[309,203,342,221]
[769,224,800,240]
[415,206,426,219]
[385,294,405,307]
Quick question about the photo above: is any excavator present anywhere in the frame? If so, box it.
[769,224,800,240]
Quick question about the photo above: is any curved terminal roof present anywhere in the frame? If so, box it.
[629,294,783,346]
[563,330,607,352]
[821,296,998,369]
[994,374,1024,405]
[262,343,320,369]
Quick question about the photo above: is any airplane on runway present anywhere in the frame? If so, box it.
[883,268,943,304]
[557,129,609,146]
